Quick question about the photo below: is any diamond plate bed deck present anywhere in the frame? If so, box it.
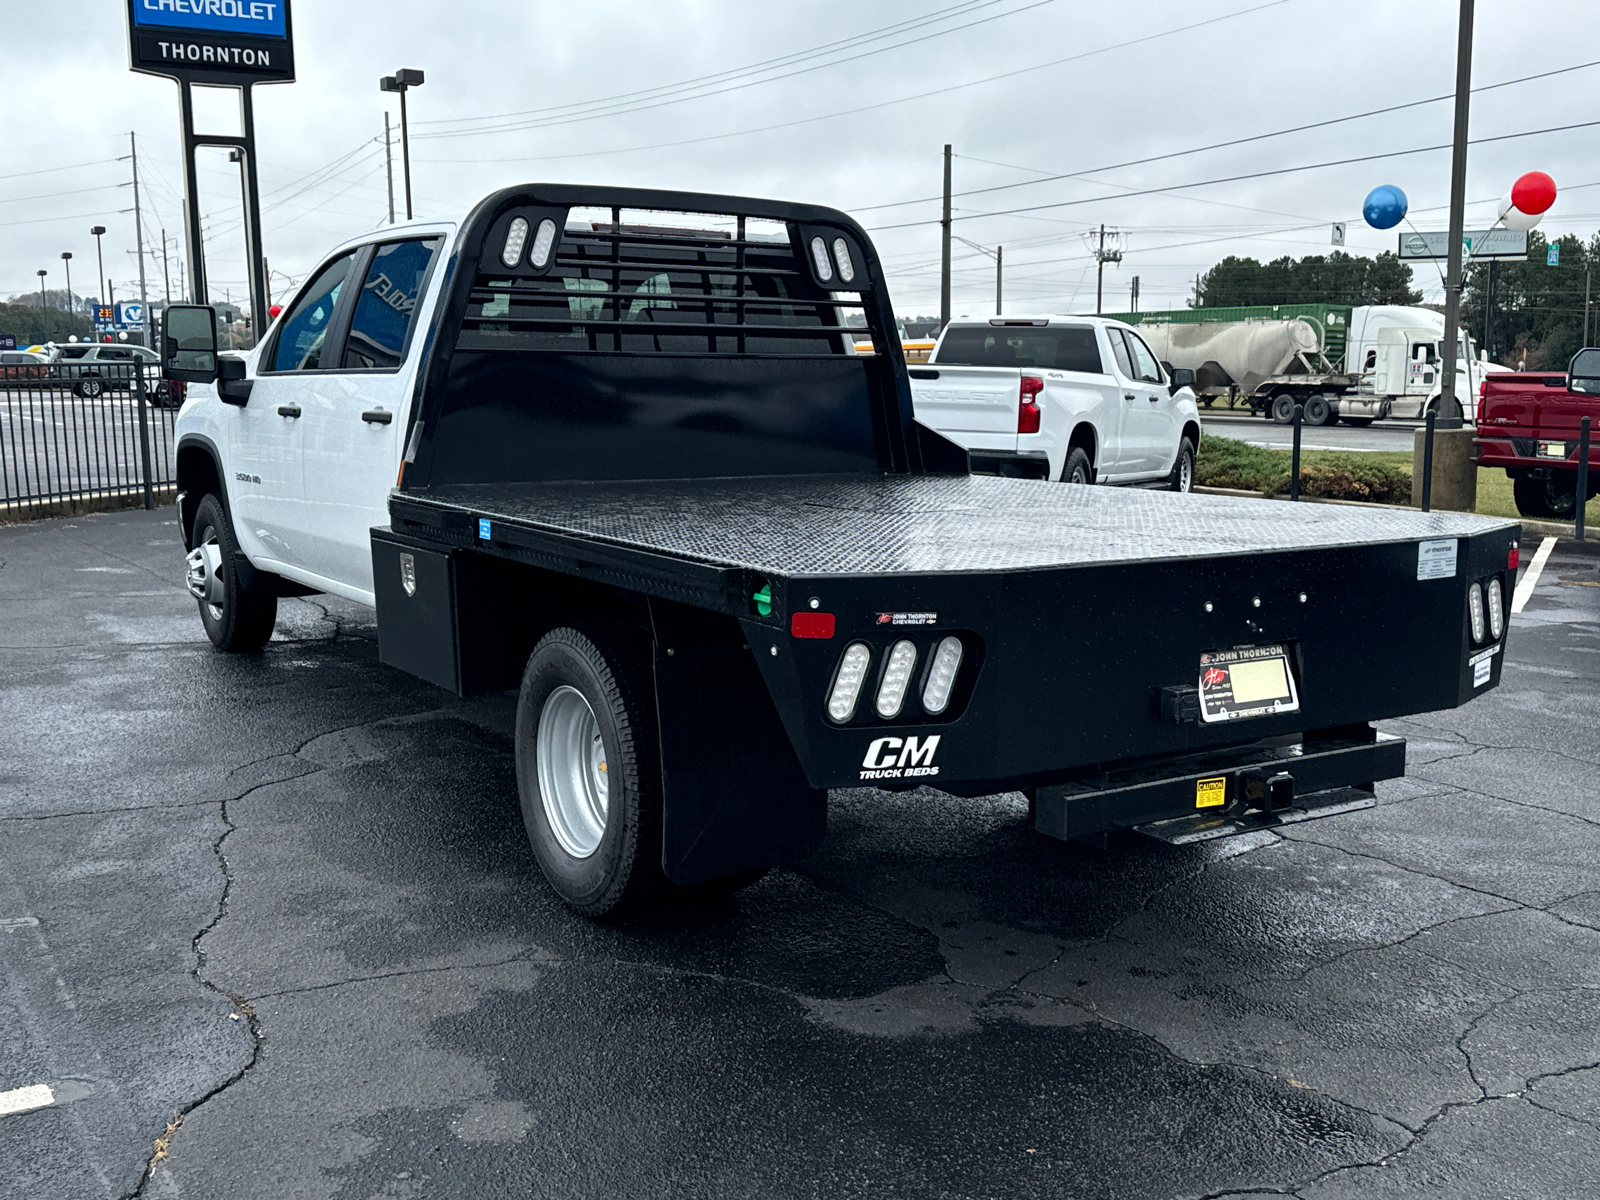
[390,473,1516,579]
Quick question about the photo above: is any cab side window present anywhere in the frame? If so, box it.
[1126,331,1164,384]
[343,238,442,369]
[1107,328,1135,379]
[270,253,356,372]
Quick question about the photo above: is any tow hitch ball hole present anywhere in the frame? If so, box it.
[1244,771,1294,812]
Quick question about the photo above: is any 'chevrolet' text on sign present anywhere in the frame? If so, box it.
[133,0,286,37]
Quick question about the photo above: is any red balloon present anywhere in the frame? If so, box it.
[1511,171,1557,216]
[268,304,282,318]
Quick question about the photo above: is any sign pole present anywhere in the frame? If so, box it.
[178,80,208,304]
[1436,0,1474,430]
[239,85,269,339]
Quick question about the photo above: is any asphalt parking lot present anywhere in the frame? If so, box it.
[3,507,1598,1200]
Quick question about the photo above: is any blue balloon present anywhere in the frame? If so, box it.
[1363,185,1409,231]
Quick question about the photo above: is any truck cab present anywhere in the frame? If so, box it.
[1346,305,1484,420]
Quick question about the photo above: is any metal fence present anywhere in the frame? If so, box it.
[0,362,179,519]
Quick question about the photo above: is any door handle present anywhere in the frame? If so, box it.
[1124,392,1136,401]
[277,404,301,418]
[362,408,393,425]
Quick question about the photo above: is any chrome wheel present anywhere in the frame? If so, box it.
[185,529,224,621]
[536,685,609,858]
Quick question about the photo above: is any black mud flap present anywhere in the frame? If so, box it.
[650,600,826,885]
[1033,730,1403,845]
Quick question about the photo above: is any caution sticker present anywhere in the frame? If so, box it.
[1196,777,1227,808]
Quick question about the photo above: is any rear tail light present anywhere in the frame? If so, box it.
[501,217,529,268]
[529,218,558,268]
[1467,582,1487,644]
[1508,542,1520,570]
[1019,375,1043,434]
[1487,576,1505,640]
[810,236,834,282]
[827,642,871,722]
[921,636,964,715]
[832,238,856,284]
[1478,378,1487,424]
[875,640,918,719]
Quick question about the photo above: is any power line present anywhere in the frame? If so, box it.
[856,56,1600,214]
[413,0,1007,129]
[413,0,1293,164]
[413,0,1058,141]
[867,118,1600,232]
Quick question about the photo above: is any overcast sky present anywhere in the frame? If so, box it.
[4,0,1598,321]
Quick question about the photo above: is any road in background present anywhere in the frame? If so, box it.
[1202,412,1419,453]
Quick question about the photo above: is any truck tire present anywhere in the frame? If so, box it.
[1271,395,1296,424]
[1303,395,1332,426]
[1061,447,1093,484]
[74,376,103,399]
[187,494,277,652]
[515,626,663,917]
[1513,474,1578,520]
[1167,437,1196,493]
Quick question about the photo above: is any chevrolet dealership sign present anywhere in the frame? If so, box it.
[127,0,294,85]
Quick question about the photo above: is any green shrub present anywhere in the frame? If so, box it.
[1197,436,1412,504]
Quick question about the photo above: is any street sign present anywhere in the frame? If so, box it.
[92,304,115,331]
[0,335,16,351]
[126,0,295,85]
[1398,229,1528,261]
[1331,222,1346,247]
[1548,244,1561,266]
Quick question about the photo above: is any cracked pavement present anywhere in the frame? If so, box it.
[2,509,1598,1199]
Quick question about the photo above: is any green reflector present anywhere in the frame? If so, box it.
[753,584,772,617]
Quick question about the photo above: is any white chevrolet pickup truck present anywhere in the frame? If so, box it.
[910,315,1202,489]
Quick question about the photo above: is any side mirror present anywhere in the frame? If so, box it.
[1568,347,1600,396]
[1168,367,1196,394]
[161,304,219,383]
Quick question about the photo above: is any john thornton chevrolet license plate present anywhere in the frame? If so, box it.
[1538,440,1567,459]
[1198,645,1300,724]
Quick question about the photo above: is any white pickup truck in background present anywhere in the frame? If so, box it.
[909,316,1202,490]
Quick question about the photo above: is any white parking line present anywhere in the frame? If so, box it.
[1512,537,1558,614]
[0,1084,55,1117]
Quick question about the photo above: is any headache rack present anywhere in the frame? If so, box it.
[457,208,868,359]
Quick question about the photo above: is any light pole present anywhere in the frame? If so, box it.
[90,225,107,307]
[380,68,424,220]
[61,252,74,321]
[37,268,47,311]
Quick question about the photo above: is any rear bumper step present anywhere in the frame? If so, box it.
[1032,731,1403,844]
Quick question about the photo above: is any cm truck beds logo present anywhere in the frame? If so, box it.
[860,736,941,781]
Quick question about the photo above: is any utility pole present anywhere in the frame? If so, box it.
[939,143,952,331]
[995,244,1002,316]
[1130,275,1141,313]
[37,269,48,312]
[160,227,172,308]
[380,69,424,220]
[1089,224,1122,315]
[1586,266,1592,347]
[384,112,396,225]
[1194,274,1202,308]
[131,133,151,349]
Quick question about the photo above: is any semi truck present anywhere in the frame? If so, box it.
[1103,303,1490,427]
[160,184,1516,918]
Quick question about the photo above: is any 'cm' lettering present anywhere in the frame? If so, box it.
[862,735,941,770]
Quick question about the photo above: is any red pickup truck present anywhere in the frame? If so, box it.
[1476,348,1600,518]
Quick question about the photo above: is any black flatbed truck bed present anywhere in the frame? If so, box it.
[359,183,1516,912]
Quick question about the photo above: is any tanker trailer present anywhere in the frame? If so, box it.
[1136,318,1359,427]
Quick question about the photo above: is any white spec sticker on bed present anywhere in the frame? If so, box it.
[1416,538,1459,580]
